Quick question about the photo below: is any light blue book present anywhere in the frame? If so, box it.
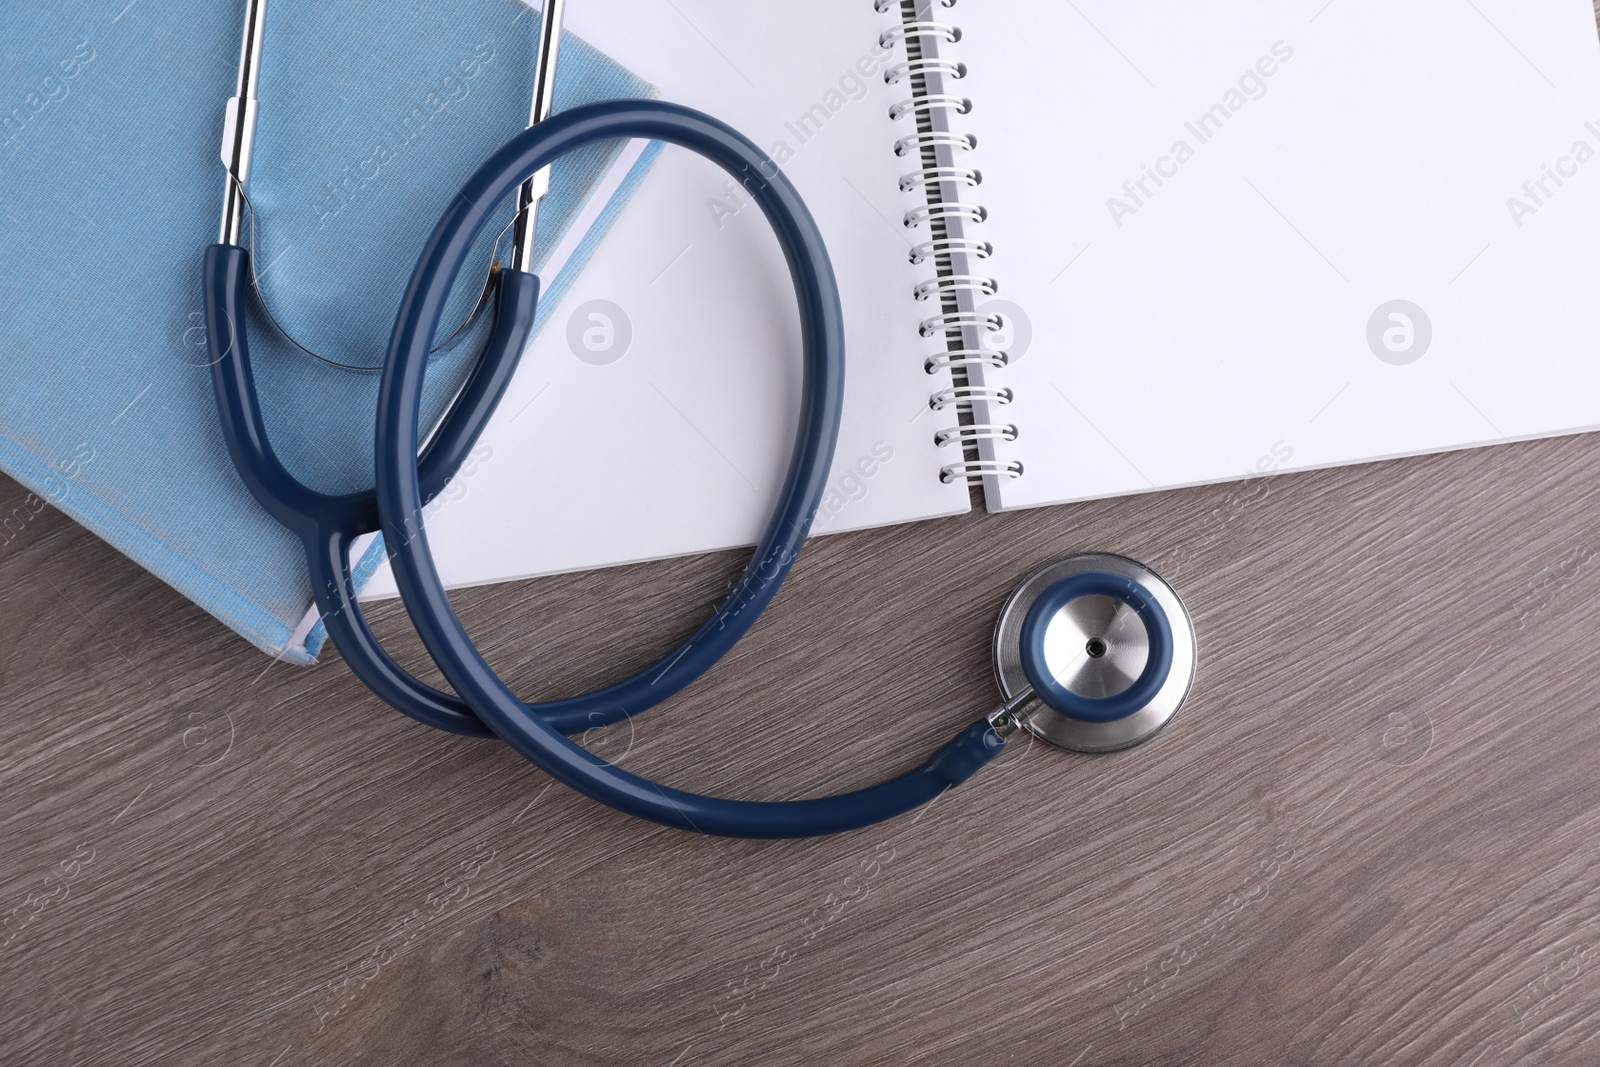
[0,0,659,661]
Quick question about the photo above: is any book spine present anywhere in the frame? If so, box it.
[879,0,1022,493]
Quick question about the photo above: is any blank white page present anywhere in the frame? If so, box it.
[363,0,967,598]
[955,0,1600,510]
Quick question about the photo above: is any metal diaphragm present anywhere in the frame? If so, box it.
[993,553,1196,754]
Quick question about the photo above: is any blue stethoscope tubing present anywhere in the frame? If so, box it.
[374,98,1008,838]
[205,249,539,736]
[207,223,653,739]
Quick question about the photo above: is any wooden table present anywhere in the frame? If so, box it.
[6,424,1600,1064]
[12,12,1600,1063]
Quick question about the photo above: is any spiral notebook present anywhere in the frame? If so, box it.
[362,0,1600,602]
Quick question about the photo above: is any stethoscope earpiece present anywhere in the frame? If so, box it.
[994,554,1196,754]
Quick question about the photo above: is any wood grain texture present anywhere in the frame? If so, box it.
[8,426,1600,1066]
[10,16,1600,1067]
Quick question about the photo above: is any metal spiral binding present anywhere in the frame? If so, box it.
[898,164,979,192]
[929,384,1013,411]
[880,0,1022,487]
[889,95,971,123]
[913,275,996,300]
[884,57,967,85]
[920,309,999,339]
[924,348,1007,373]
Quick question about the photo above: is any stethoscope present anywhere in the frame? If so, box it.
[204,0,1198,837]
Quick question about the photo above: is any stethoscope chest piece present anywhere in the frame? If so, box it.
[994,553,1196,754]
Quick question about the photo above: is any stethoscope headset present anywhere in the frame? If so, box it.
[204,0,1198,838]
